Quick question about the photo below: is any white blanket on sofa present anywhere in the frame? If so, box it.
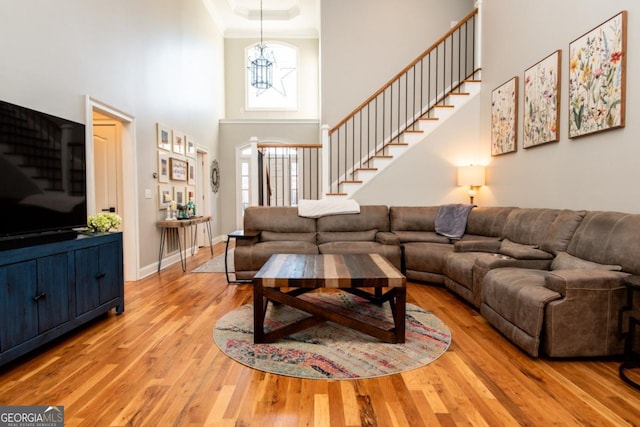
[297,199,360,218]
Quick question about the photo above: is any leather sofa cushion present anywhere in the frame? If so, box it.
[389,206,440,232]
[499,239,553,260]
[404,242,453,274]
[317,229,377,244]
[261,231,316,243]
[567,211,640,275]
[502,208,561,246]
[244,206,316,233]
[393,230,450,244]
[550,252,622,271]
[465,207,515,237]
[540,210,587,254]
[481,268,562,356]
[317,205,390,232]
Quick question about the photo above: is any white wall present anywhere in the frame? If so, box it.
[480,0,640,213]
[321,0,476,126]
[0,0,225,272]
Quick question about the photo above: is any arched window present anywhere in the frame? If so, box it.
[246,41,298,110]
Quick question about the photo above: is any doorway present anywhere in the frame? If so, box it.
[86,97,139,281]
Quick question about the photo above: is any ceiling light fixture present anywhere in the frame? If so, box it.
[249,0,273,90]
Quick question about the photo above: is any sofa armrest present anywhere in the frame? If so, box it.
[376,231,400,246]
[234,232,260,247]
[545,270,628,296]
[454,239,501,253]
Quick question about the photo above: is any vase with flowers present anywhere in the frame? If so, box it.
[87,212,122,233]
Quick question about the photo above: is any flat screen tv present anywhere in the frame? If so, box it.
[0,99,87,249]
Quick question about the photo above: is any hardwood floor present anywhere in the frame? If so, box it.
[1,243,639,426]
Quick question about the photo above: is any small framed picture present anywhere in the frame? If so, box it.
[491,76,519,156]
[187,158,196,185]
[173,131,185,155]
[186,135,196,158]
[157,151,170,183]
[158,185,172,210]
[170,158,187,181]
[156,123,171,151]
[173,186,185,206]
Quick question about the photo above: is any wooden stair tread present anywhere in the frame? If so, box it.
[419,117,439,121]
[403,130,423,133]
[355,167,377,171]
[340,180,363,184]
[449,92,470,96]
[326,192,348,196]
[434,105,455,108]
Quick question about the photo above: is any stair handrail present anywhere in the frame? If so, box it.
[329,8,479,135]
[325,8,480,195]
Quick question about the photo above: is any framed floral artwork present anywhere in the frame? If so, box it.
[157,151,169,183]
[569,11,627,138]
[523,50,561,148]
[156,123,171,151]
[491,76,518,156]
[173,131,185,155]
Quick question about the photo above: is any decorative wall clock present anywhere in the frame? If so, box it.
[210,160,220,193]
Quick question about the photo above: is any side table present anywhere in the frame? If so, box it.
[620,275,640,390]
[225,230,258,284]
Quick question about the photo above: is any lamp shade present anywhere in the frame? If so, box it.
[457,165,485,187]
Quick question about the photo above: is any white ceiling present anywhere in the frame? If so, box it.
[203,0,320,38]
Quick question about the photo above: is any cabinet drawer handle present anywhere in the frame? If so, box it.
[33,292,47,302]
[96,272,106,279]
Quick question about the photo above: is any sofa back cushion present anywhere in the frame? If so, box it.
[316,205,389,244]
[540,210,586,254]
[389,206,440,232]
[465,207,516,237]
[567,211,640,275]
[317,229,378,244]
[502,208,562,247]
[243,206,316,240]
[389,206,450,243]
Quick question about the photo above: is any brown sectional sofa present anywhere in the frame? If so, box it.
[234,205,401,280]
[233,204,640,358]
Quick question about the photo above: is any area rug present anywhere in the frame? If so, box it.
[193,250,233,273]
[213,292,451,379]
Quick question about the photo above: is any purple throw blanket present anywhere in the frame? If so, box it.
[435,204,475,240]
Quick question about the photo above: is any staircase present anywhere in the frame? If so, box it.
[329,77,481,198]
[323,8,480,198]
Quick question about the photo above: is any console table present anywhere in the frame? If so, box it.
[157,216,213,272]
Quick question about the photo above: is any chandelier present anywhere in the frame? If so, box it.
[249,0,273,89]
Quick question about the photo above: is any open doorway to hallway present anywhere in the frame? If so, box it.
[86,97,139,281]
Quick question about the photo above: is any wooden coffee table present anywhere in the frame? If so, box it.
[253,253,406,344]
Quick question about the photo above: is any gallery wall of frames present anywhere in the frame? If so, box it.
[155,122,197,211]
